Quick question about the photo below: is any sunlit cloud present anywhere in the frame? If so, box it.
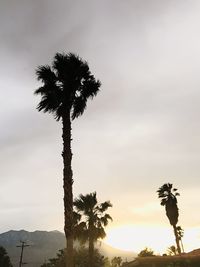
[131,202,161,216]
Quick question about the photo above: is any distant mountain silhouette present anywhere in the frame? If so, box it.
[0,230,135,267]
[0,230,65,267]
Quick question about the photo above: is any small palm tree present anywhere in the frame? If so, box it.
[177,226,184,253]
[167,245,178,256]
[34,53,101,267]
[74,192,112,267]
[157,183,181,254]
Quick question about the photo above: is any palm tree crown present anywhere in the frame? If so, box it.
[34,52,101,120]
[157,183,180,226]
[74,192,112,241]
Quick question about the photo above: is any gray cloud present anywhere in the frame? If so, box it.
[1,0,200,237]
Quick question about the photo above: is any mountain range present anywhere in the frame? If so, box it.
[0,230,135,267]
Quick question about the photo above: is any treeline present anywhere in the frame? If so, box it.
[41,248,126,267]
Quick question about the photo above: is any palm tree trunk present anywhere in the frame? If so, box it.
[89,232,94,267]
[62,112,74,267]
[173,225,181,254]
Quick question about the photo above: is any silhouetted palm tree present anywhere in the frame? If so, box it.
[34,53,101,267]
[74,192,112,267]
[177,226,184,253]
[157,183,181,254]
[167,245,178,256]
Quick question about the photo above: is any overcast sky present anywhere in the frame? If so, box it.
[1,0,200,253]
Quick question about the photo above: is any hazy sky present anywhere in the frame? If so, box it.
[1,0,200,253]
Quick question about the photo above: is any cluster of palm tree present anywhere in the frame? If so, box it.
[35,52,187,267]
[157,183,184,255]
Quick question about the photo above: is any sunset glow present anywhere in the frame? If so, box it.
[105,225,200,254]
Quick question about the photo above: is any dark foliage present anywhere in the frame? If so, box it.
[73,192,112,242]
[137,247,155,257]
[157,183,179,226]
[40,247,105,267]
[0,246,12,267]
[35,52,101,121]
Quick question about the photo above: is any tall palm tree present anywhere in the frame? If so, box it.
[74,192,112,267]
[34,53,101,267]
[157,183,181,254]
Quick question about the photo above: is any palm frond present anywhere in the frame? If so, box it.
[93,226,106,240]
[98,201,113,213]
[100,214,113,226]
[71,96,87,120]
[157,183,180,226]
[53,53,69,81]
[74,196,86,213]
[74,192,97,214]
[36,88,63,120]
[177,226,184,239]
[53,52,86,83]
[82,77,101,99]
[160,198,167,206]
[35,52,101,121]
[74,221,88,243]
[73,211,81,224]
[36,65,56,83]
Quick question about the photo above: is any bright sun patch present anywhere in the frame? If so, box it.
[104,225,200,254]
